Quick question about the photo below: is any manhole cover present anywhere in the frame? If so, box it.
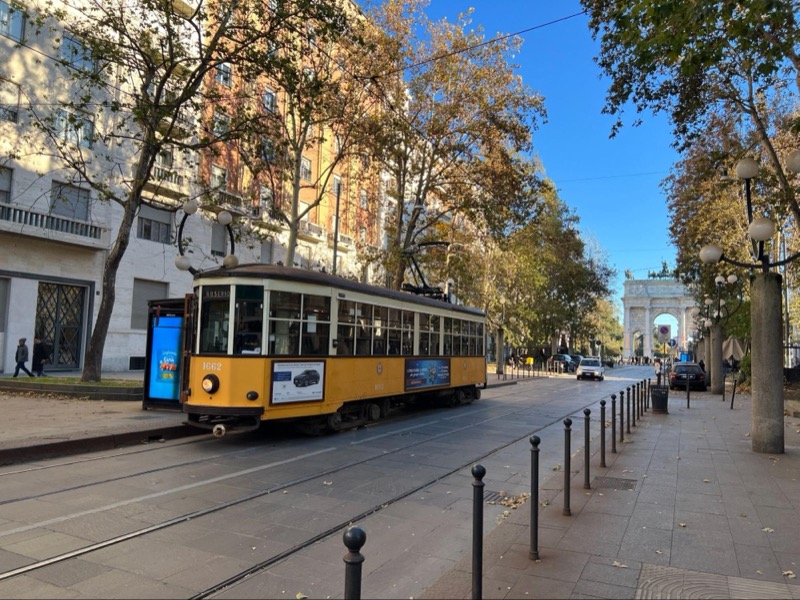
[592,477,636,491]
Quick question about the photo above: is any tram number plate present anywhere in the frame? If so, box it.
[202,361,223,371]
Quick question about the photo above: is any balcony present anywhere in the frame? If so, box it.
[171,0,199,16]
[327,232,354,252]
[0,202,110,249]
[251,205,285,232]
[156,107,196,140]
[297,219,326,243]
[143,164,189,200]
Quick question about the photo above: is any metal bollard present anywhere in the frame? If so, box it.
[730,373,737,409]
[563,418,572,516]
[626,386,631,433]
[637,382,642,419]
[472,464,486,600]
[343,526,367,600]
[722,372,726,403]
[600,400,606,467]
[686,378,691,409]
[611,395,617,454]
[619,390,625,443]
[584,408,591,489]
[530,436,540,560]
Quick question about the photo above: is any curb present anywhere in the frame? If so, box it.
[0,425,205,466]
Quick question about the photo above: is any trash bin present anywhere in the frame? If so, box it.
[651,385,669,413]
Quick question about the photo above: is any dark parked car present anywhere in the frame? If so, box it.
[549,353,574,373]
[570,354,584,371]
[669,362,707,391]
[293,369,320,387]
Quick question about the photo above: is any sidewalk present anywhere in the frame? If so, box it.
[422,387,800,599]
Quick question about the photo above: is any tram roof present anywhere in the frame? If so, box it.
[196,263,485,318]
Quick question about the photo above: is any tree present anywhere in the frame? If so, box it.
[360,0,547,290]
[5,0,349,380]
[582,0,800,226]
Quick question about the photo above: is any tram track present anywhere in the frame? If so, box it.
[0,382,607,594]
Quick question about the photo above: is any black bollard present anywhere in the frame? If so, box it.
[529,436,540,560]
[611,395,617,454]
[619,390,625,443]
[584,408,591,489]
[722,372,726,403]
[646,379,650,410]
[600,400,607,468]
[730,373,737,409]
[626,386,631,433]
[472,464,486,600]
[563,418,572,516]
[343,526,367,600]
[686,377,691,409]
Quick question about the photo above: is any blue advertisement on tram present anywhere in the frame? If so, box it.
[147,315,183,402]
[404,358,450,390]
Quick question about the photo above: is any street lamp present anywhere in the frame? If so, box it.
[699,153,800,453]
[175,199,238,275]
[705,274,740,395]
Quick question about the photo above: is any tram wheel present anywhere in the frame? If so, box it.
[366,403,381,421]
[326,412,343,432]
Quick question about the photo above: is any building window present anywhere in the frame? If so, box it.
[215,62,232,87]
[334,135,342,154]
[50,182,90,221]
[211,222,227,257]
[137,204,172,244]
[55,109,94,148]
[259,185,273,208]
[359,226,366,243]
[0,1,24,41]
[131,279,168,330]
[212,111,229,137]
[0,77,19,122]
[260,139,275,163]
[211,165,226,189]
[359,189,367,209]
[333,174,342,197]
[0,166,11,203]
[300,156,312,181]
[263,89,277,112]
[60,35,94,71]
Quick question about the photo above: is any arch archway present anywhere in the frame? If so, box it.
[622,279,695,360]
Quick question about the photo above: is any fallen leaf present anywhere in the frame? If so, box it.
[703,479,710,483]
[612,560,628,568]
[757,570,763,575]
[296,594,309,599]
[745,432,751,437]
[323,481,333,485]
[655,550,662,554]
[783,570,796,579]
[552,465,562,471]
[762,527,775,533]
[679,522,687,528]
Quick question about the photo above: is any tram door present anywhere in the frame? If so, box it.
[143,298,187,410]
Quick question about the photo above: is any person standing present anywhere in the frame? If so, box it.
[32,336,47,377]
[14,337,35,377]
[654,359,663,386]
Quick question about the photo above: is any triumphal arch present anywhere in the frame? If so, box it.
[622,277,695,359]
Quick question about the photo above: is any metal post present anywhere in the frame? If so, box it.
[563,418,572,516]
[619,391,625,443]
[332,185,342,276]
[600,400,607,467]
[529,436,540,560]
[731,373,738,409]
[611,395,617,454]
[626,386,631,433]
[472,464,486,600]
[584,409,591,489]
[686,377,691,409]
[343,526,366,600]
[722,372,726,403]
[646,378,651,410]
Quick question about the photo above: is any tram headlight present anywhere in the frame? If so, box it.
[201,374,220,394]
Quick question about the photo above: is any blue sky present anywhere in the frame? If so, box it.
[422,1,681,310]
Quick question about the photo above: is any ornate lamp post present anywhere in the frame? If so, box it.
[175,199,238,275]
[699,154,800,453]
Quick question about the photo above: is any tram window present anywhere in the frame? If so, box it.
[304,294,331,320]
[420,336,430,356]
[387,307,400,329]
[402,329,413,355]
[373,328,386,355]
[302,322,329,355]
[338,300,356,324]
[419,313,429,331]
[355,322,371,355]
[270,291,301,319]
[269,319,299,355]
[358,303,373,326]
[199,285,230,354]
[444,317,452,333]
[430,315,440,355]
[337,324,354,355]
[234,286,263,355]
[387,328,401,355]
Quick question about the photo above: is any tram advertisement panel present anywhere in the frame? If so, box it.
[271,361,325,404]
[405,358,450,390]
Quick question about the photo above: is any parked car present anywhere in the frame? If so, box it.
[548,353,574,372]
[293,369,320,387]
[576,357,605,381]
[668,362,707,391]
[569,354,584,371]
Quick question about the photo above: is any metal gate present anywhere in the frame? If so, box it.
[35,282,86,370]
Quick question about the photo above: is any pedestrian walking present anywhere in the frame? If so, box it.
[32,335,47,377]
[14,337,35,378]
[654,359,663,386]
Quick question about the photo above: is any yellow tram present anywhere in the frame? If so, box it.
[181,264,487,435]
